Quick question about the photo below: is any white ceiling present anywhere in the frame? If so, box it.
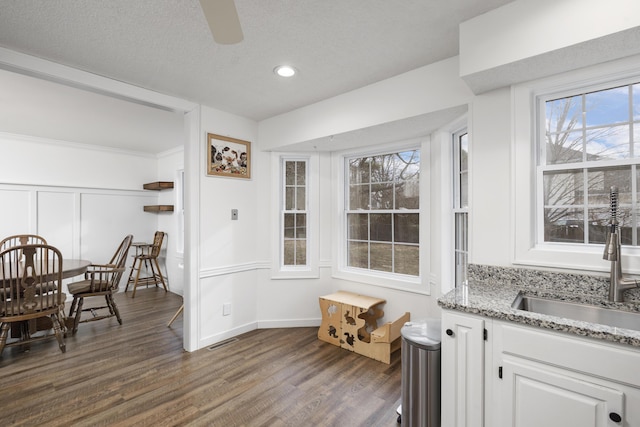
[0,0,514,153]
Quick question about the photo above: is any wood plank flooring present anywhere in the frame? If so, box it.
[0,288,402,426]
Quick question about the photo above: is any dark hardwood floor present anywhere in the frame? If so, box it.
[0,288,402,426]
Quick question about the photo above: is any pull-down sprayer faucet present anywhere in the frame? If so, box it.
[603,186,638,302]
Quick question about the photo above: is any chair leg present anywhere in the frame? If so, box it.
[125,256,139,293]
[107,293,123,325]
[132,259,144,298]
[167,304,183,327]
[72,296,84,334]
[69,296,78,318]
[51,313,66,353]
[152,258,168,292]
[0,322,10,355]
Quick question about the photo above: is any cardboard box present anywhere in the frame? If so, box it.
[318,290,410,364]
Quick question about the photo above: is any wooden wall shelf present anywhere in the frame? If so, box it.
[143,181,174,213]
[144,205,174,213]
[143,181,174,191]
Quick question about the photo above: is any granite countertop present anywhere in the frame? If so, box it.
[437,265,640,347]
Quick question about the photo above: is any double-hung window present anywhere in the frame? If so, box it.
[453,130,469,286]
[345,149,420,277]
[538,81,640,247]
[282,159,308,267]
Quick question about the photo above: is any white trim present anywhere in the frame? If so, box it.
[0,47,196,113]
[512,54,640,274]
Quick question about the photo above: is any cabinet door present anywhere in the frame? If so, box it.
[442,311,485,427]
[500,357,624,427]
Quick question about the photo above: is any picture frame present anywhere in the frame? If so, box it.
[206,133,251,179]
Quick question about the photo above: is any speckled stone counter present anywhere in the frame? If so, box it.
[438,264,640,347]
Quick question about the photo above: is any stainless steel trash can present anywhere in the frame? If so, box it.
[400,319,441,427]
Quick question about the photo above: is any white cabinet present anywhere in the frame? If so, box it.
[441,311,486,427]
[500,357,624,427]
[442,311,640,427]
[493,321,640,427]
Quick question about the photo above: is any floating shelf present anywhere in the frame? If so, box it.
[144,205,174,213]
[143,181,174,191]
[143,181,174,213]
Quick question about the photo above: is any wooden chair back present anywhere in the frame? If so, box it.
[86,234,133,293]
[0,244,66,354]
[0,235,48,262]
[150,231,165,258]
[0,235,47,250]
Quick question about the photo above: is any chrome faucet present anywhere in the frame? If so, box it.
[603,186,638,302]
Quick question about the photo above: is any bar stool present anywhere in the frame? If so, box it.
[125,231,168,298]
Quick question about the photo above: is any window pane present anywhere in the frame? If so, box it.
[455,212,468,252]
[349,184,369,209]
[348,241,368,268]
[283,240,295,265]
[396,179,419,209]
[295,240,307,265]
[349,158,370,184]
[296,161,306,185]
[394,213,419,244]
[455,251,468,286]
[296,187,306,210]
[544,208,583,243]
[588,207,609,245]
[585,86,629,127]
[370,155,391,183]
[371,183,393,209]
[459,171,468,208]
[546,95,583,134]
[543,170,584,206]
[284,214,295,238]
[295,213,306,238]
[587,166,631,205]
[395,244,419,276]
[546,131,584,164]
[369,242,392,272]
[460,133,468,171]
[285,187,295,210]
[370,213,392,242]
[634,84,640,119]
[285,161,296,185]
[348,213,368,240]
[585,125,630,160]
[634,123,640,156]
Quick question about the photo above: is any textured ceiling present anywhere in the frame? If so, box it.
[0,0,514,122]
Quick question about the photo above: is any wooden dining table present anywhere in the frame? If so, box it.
[60,259,92,279]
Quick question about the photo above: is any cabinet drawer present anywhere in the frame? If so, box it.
[498,321,640,386]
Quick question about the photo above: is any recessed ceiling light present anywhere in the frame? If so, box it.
[274,65,296,77]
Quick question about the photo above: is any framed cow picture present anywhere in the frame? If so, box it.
[206,133,251,179]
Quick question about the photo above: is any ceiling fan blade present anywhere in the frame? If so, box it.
[199,0,244,45]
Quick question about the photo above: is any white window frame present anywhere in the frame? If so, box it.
[331,139,430,294]
[513,55,640,274]
[270,153,319,279]
[453,128,469,287]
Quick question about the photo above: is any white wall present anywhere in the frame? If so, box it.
[0,133,163,296]
[194,105,265,347]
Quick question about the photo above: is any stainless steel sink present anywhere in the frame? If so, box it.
[511,293,640,331]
